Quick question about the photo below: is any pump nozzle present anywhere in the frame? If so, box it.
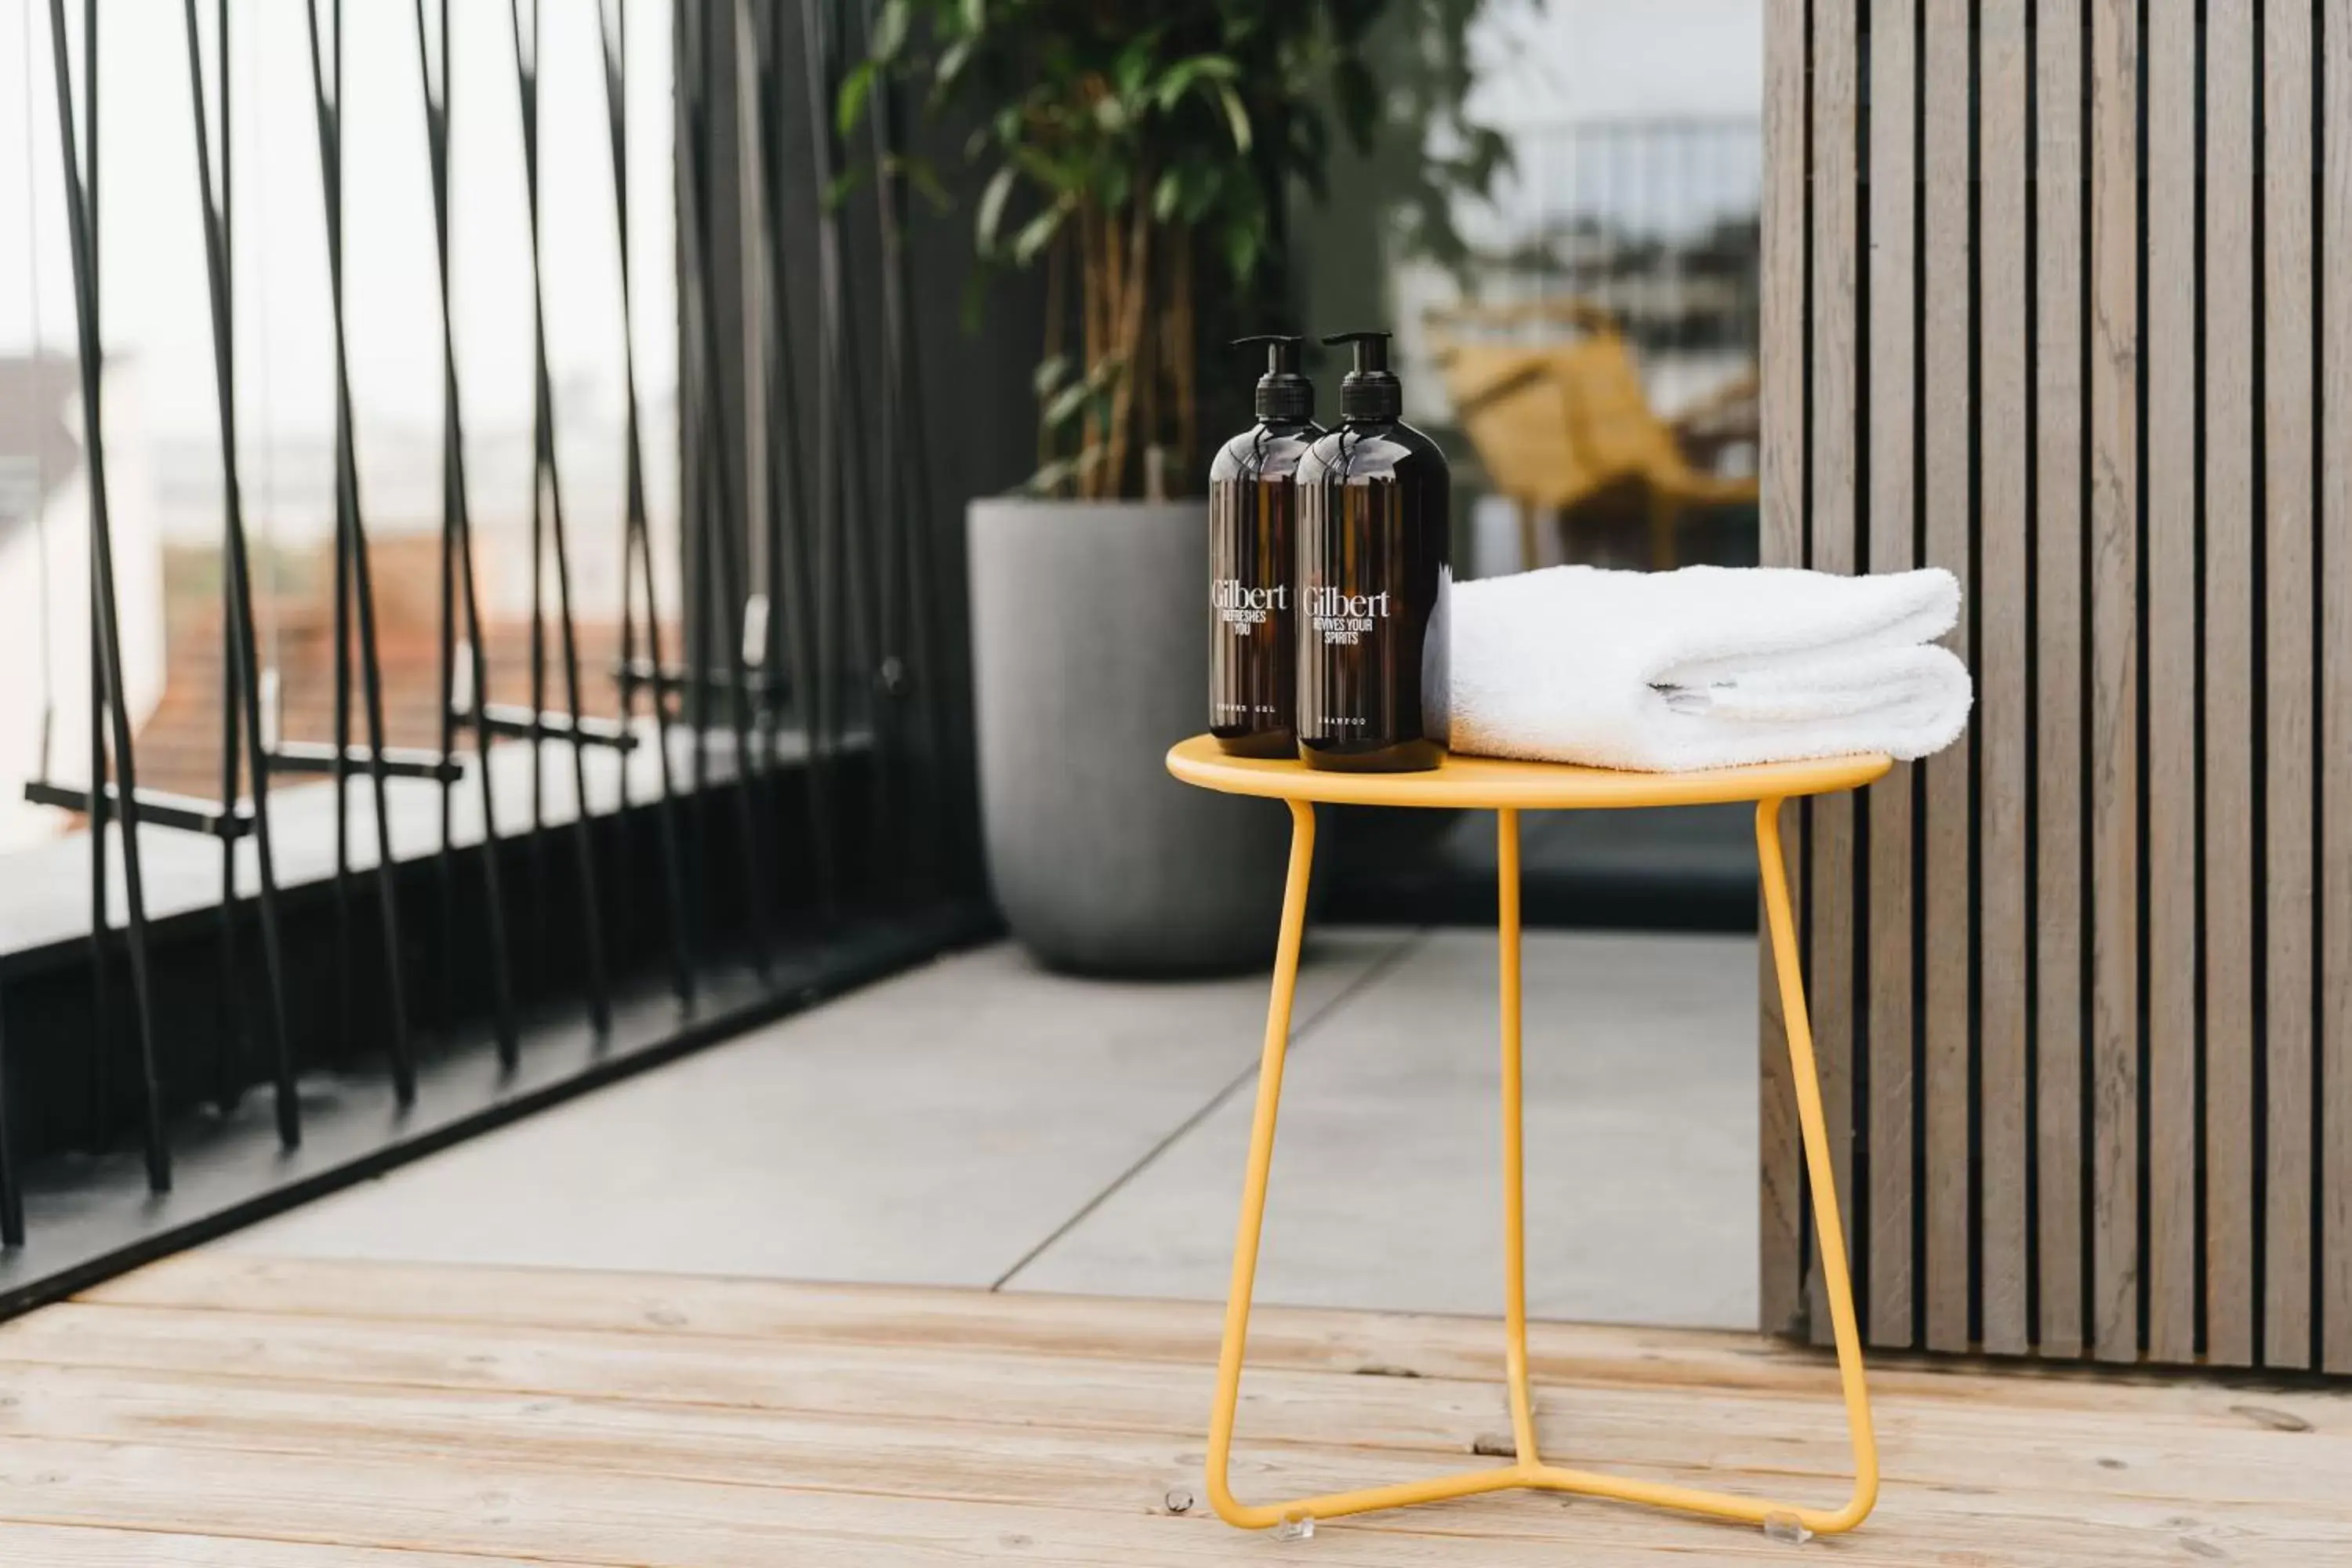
[1321,329,1400,420]
[1231,333,1313,423]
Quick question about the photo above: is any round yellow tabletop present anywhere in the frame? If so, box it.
[1165,734,1890,811]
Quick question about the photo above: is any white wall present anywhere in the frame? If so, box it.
[0,361,166,852]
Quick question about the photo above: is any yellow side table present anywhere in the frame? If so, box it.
[1165,734,1889,1540]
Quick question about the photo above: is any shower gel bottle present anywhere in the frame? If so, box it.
[1208,335,1321,757]
[1297,330,1451,771]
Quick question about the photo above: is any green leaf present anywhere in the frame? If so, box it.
[888,154,951,212]
[1214,82,1251,153]
[1334,56,1378,154]
[836,60,877,141]
[1112,33,1157,103]
[934,35,975,95]
[975,164,1017,254]
[1152,169,1182,223]
[1033,354,1072,398]
[868,0,909,60]
[1043,377,1092,429]
[1153,53,1237,112]
[1025,457,1078,496]
[824,166,866,209]
[1222,218,1260,282]
[1011,198,1070,266]
[960,0,982,30]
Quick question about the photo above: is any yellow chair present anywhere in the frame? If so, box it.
[1431,299,1759,571]
[1166,735,1886,1541]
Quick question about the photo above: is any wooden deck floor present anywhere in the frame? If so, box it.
[0,1255,2344,1566]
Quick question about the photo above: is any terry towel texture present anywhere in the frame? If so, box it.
[1443,564,1973,772]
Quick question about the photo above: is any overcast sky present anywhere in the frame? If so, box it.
[1471,0,1764,125]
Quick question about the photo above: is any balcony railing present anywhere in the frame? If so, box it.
[0,0,989,1315]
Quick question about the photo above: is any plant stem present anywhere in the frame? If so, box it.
[1103,196,1149,499]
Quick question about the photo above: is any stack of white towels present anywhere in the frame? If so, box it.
[1441,564,1972,772]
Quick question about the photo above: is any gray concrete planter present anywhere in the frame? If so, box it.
[967,496,1292,975]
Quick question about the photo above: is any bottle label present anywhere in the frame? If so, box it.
[1208,474,1296,738]
[1211,578,1287,631]
[1305,586,1390,646]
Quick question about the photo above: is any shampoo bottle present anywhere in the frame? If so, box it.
[1208,335,1322,757]
[1297,330,1450,771]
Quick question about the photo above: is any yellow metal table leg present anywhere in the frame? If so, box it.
[1207,797,1879,1537]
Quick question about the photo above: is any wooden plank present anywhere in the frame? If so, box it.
[2033,0,2088,1363]
[2140,0,2198,1368]
[3,1359,2347,1547]
[0,1527,576,1568]
[2086,0,2142,1365]
[1975,0,2031,1359]
[81,1257,2352,1423]
[1920,0,1973,1356]
[2325,0,2352,1378]
[2202,0,2259,1371]
[1866,0,1919,1352]
[0,1426,2341,1568]
[1756,0,1809,1339]
[1804,0,1860,1345]
[2263,0,2318,1373]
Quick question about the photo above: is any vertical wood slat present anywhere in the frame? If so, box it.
[1768,0,2352,1377]
[2204,0,2259,1371]
[2263,0,2318,1373]
[1920,0,1973,1356]
[1976,0,2031,1359]
[2087,0,2142,1365]
[2033,0,2088,1361]
[1757,0,1809,1339]
[1866,0,1920,1353]
[1804,0,1859,1345]
[2142,0,2199,1368]
[2324,0,2352,1378]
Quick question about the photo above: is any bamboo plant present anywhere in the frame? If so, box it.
[844,0,1509,501]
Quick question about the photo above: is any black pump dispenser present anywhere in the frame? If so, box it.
[1208,334,1324,757]
[1296,328,1450,772]
[1234,333,1314,423]
[1325,329,1403,421]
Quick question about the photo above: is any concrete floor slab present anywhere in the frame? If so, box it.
[1006,929,1761,1329]
[232,925,1762,1331]
[230,931,1413,1286]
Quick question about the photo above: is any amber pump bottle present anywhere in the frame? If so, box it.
[1297,330,1451,772]
[1208,335,1322,757]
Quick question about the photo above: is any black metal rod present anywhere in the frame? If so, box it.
[753,0,838,917]
[412,0,519,1064]
[49,0,171,1193]
[591,0,693,1005]
[183,0,299,1141]
[676,0,773,970]
[799,0,882,898]
[470,704,640,750]
[78,0,107,1160]
[611,657,785,699]
[263,742,466,782]
[211,0,241,1117]
[25,780,252,840]
[303,0,415,1104]
[594,0,688,1005]
[862,0,948,890]
[0,988,21,1247]
[510,0,612,1034]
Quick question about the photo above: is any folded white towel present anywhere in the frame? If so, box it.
[1443,564,1974,772]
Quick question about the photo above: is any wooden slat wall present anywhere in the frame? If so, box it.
[1764,0,2352,1374]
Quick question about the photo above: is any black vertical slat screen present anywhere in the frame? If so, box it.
[0,0,1001,1305]
[1763,0,2352,1374]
